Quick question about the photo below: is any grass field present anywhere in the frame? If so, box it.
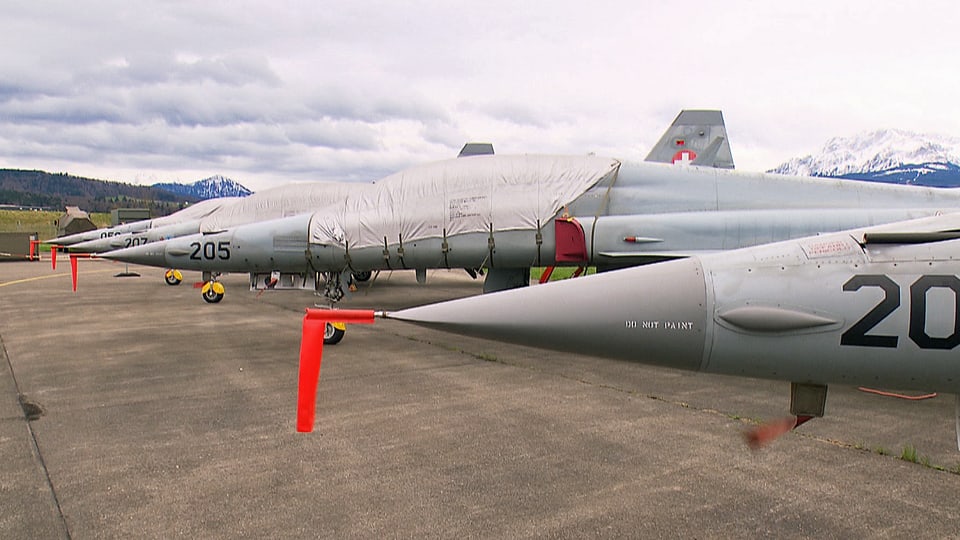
[0,210,111,239]
[530,266,595,282]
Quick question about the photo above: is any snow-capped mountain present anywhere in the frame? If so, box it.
[769,129,960,187]
[152,175,253,199]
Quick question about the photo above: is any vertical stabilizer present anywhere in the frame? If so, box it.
[458,143,495,157]
[644,110,735,169]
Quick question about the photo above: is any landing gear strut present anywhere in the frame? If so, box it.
[315,271,351,344]
[318,271,346,303]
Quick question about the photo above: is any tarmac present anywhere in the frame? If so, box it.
[1,258,959,538]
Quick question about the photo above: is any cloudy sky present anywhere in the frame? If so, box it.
[3,1,960,191]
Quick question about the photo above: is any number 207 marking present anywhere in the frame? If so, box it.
[841,274,960,350]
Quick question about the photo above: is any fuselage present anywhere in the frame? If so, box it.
[388,212,960,393]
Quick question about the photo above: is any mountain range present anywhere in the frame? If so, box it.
[152,175,253,199]
[0,169,198,214]
[769,129,960,187]
[0,171,252,214]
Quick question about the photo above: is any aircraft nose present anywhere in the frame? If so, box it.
[100,242,169,268]
[387,258,709,371]
[68,236,125,254]
[45,230,96,245]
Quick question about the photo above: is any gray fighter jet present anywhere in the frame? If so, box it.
[97,111,735,299]
[68,181,379,285]
[49,196,238,246]
[55,108,730,253]
[84,108,726,264]
[383,211,960,447]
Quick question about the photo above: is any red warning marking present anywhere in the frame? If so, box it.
[297,309,375,432]
[672,150,697,164]
[69,253,96,292]
[539,266,555,284]
[745,415,813,449]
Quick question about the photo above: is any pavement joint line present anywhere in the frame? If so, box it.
[0,332,72,539]
[0,268,117,288]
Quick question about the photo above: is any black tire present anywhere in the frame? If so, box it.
[352,270,372,283]
[165,273,182,286]
[202,288,224,304]
[323,323,345,345]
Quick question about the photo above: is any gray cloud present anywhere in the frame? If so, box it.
[2,1,960,190]
[73,53,281,89]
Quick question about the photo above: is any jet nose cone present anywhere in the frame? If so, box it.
[101,242,168,267]
[389,258,709,371]
[46,231,94,245]
[69,236,125,254]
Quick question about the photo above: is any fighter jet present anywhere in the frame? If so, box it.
[68,181,379,285]
[55,109,727,252]
[49,196,238,246]
[64,143,502,287]
[97,111,735,299]
[382,211,960,447]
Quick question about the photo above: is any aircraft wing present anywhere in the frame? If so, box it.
[854,211,960,245]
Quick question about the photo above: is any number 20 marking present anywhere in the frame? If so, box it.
[841,274,960,350]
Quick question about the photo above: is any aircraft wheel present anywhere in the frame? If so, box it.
[202,288,224,303]
[164,270,183,286]
[324,322,345,345]
[202,281,225,304]
[352,270,372,282]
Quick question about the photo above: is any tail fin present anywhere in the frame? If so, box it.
[458,143,495,157]
[645,110,735,169]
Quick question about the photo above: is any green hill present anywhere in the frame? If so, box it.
[0,169,199,214]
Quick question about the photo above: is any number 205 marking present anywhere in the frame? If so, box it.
[189,241,231,261]
[841,274,960,350]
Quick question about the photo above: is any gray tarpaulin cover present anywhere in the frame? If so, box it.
[198,182,375,233]
[309,154,621,249]
[151,197,241,228]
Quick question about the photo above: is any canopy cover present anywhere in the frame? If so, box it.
[199,182,374,233]
[151,197,240,228]
[309,154,621,249]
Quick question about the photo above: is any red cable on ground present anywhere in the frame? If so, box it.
[857,387,937,400]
